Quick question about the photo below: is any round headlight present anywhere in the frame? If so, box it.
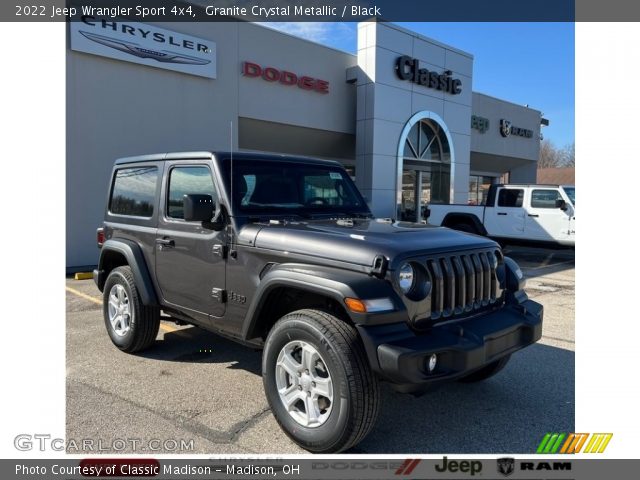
[398,263,415,293]
[504,256,526,291]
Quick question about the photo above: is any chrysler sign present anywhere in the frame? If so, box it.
[70,17,216,79]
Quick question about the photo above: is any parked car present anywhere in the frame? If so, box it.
[427,184,575,247]
[93,152,543,453]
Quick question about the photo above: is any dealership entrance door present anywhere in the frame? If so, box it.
[398,117,452,223]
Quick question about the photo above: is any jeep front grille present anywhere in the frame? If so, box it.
[426,250,503,320]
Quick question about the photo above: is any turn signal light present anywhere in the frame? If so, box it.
[344,298,367,313]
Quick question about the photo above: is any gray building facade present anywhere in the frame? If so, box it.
[67,20,543,268]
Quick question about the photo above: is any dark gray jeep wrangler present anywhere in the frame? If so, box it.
[94,151,543,453]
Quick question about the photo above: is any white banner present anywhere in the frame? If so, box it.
[70,17,216,79]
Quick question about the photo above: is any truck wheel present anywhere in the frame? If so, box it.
[103,266,160,353]
[458,355,511,383]
[262,309,380,453]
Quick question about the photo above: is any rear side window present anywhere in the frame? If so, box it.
[531,189,563,208]
[497,188,524,207]
[109,167,158,217]
[167,166,216,219]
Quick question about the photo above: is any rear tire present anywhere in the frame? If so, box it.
[262,309,380,453]
[103,266,160,353]
[458,355,511,383]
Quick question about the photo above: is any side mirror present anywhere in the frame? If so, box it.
[555,199,568,211]
[184,194,214,222]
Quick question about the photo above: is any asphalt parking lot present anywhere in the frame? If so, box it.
[66,245,574,454]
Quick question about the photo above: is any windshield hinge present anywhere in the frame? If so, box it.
[212,244,227,259]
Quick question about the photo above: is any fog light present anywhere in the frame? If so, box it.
[427,354,437,372]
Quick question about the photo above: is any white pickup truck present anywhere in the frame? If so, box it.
[427,184,575,247]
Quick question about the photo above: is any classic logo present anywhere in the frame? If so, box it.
[80,31,211,65]
[395,56,462,95]
[500,119,512,137]
[497,457,514,477]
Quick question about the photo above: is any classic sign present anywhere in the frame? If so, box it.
[395,56,462,95]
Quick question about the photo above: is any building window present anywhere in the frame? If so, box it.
[400,119,451,221]
[468,175,494,205]
[403,119,451,164]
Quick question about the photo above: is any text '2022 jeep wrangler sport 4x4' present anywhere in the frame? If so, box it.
[94,152,543,453]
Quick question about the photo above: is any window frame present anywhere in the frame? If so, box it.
[164,164,217,222]
[108,165,159,219]
[530,188,563,209]
[497,188,525,208]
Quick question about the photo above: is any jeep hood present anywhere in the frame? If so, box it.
[239,219,498,269]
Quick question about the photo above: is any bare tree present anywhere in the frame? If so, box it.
[538,140,575,168]
[560,142,575,167]
[539,139,561,168]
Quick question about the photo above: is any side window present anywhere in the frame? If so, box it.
[167,166,216,219]
[497,188,524,207]
[531,189,563,208]
[110,167,158,217]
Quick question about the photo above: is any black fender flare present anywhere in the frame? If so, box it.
[241,263,404,341]
[442,213,488,236]
[95,238,159,306]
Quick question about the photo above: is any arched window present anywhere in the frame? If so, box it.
[397,113,454,222]
[402,119,451,164]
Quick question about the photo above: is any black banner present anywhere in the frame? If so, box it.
[2,0,580,22]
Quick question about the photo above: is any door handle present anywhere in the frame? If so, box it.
[156,238,175,248]
[497,212,507,216]
[528,214,540,218]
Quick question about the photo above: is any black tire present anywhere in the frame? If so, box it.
[102,266,160,353]
[262,309,380,453]
[458,355,511,383]
[452,223,477,234]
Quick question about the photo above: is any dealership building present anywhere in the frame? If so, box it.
[67,18,545,269]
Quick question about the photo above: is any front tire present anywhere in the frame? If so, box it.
[262,309,380,453]
[103,266,160,353]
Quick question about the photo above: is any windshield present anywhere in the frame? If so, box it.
[220,158,370,218]
[562,186,575,206]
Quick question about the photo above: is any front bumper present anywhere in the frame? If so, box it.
[357,298,543,391]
